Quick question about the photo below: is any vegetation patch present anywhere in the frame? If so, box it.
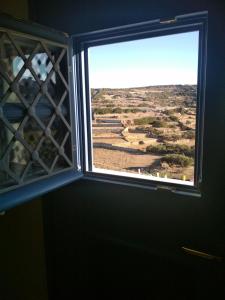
[146,127,161,138]
[181,130,195,139]
[134,116,157,125]
[94,107,142,114]
[152,120,167,128]
[178,121,193,131]
[157,133,181,142]
[161,154,194,167]
[164,107,186,115]
[169,115,179,122]
[146,143,195,157]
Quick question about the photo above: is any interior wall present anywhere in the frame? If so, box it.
[31,0,225,298]
[0,200,48,300]
[0,4,48,300]
[0,0,28,20]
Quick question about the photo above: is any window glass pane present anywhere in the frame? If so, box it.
[88,31,199,185]
[0,30,73,192]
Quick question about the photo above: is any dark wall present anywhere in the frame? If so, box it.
[0,2,48,300]
[32,0,225,298]
[0,200,48,300]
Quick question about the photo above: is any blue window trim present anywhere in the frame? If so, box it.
[0,14,83,211]
[0,170,83,212]
[73,11,208,197]
[0,11,208,211]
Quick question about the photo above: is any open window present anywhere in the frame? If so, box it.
[74,11,207,196]
[0,11,207,211]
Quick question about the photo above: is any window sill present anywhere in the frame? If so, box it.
[83,169,201,198]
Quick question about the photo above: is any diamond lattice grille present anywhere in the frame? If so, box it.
[0,30,73,192]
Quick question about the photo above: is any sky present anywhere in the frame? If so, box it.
[88,31,199,88]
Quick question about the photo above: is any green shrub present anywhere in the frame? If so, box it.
[157,133,180,142]
[146,143,195,157]
[169,115,179,122]
[152,120,167,128]
[164,107,185,115]
[167,123,177,128]
[161,154,194,167]
[124,108,142,113]
[175,107,185,114]
[94,107,142,114]
[178,121,192,131]
[146,127,161,137]
[163,109,174,116]
[93,107,113,114]
[146,144,168,154]
[134,116,157,125]
[134,126,150,133]
[181,130,195,139]
[113,107,123,113]
[147,129,179,141]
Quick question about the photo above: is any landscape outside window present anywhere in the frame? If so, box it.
[89,31,199,185]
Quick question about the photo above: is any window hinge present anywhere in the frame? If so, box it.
[156,185,175,192]
[68,65,72,73]
[159,18,177,24]
[182,247,223,262]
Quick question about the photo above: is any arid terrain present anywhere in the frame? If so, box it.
[91,85,197,182]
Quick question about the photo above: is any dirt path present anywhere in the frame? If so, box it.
[93,148,160,172]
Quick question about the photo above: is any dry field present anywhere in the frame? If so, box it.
[91,85,197,182]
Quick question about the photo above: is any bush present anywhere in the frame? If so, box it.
[169,115,179,122]
[146,127,161,138]
[178,121,192,131]
[94,107,142,114]
[175,107,186,114]
[146,144,168,154]
[163,109,174,116]
[124,108,142,113]
[134,116,157,125]
[93,107,113,114]
[113,107,123,113]
[182,130,195,139]
[164,107,185,115]
[157,133,180,142]
[152,120,167,128]
[161,154,194,167]
[146,143,195,157]
[133,126,150,133]
[167,123,177,128]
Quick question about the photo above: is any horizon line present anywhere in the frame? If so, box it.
[91,83,197,89]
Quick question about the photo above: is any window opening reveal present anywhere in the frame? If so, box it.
[88,31,199,186]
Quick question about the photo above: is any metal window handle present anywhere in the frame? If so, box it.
[182,247,223,262]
